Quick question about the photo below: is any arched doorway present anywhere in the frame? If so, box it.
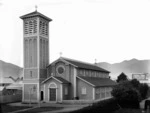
[49,82,57,101]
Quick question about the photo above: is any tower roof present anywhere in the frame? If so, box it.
[20,11,52,22]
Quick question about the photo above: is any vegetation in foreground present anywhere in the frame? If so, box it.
[70,98,120,113]
[112,73,149,109]
[70,73,149,113]
[113,108,142,113]
[0,104,31,113]
[17,106,63,113]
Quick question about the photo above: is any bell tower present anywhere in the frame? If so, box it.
[20,10,52,102]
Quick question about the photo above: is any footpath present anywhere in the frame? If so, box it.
[8,102,89,113]
[140,97,150,113]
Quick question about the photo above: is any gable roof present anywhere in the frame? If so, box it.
[20,11,52,22]
[42,76,70,84]
[60,57,110,73]
[54,76,70,84]
[77,76,117,87]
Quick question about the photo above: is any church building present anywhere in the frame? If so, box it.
[20,10,116,103]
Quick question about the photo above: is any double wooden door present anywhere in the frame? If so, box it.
[49,88,56,101]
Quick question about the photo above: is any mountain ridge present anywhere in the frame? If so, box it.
[98,58,150,79]
[0,58,150,81]
[0,60,23,79]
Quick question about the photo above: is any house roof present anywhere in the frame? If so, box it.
[20,11,52,22]
[0,86,4,91]
[77,76,117,87]
[0,77,14,84]
[6,83,22,90]
[42,76,70,84]
[58,57,110,73]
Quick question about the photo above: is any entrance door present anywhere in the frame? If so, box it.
[49,88,56,101]
[41,91,43,101]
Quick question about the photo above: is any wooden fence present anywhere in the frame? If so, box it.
[0,94,22,104]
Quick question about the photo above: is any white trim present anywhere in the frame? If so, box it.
[93,87,95,100]
[77,76,95,87]
[22,83,24,101]
[37,17,40,80]
[74,68,77,97]
[60,84,63,102]
[48,82,57,88]
[23,19,25,102]
[48,82,57,101]
[47,21,49,65]
[24,67,39,69]
[42,76,62,84]
[23,78,40,81]
[44,84,45,101]
[50,58,78,68]
[37,83,40,101]
[23,83,39,84]
[52,77,63,83]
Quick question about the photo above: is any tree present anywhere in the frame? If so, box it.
[130,79,140,90]
[116,72,128,83]
[130,79,149,100]
[139,83,149,99]
[111,81,141,108]
[112,78,150,108]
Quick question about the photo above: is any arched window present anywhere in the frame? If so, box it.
[49,82,57,88]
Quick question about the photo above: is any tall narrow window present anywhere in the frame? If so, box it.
[81,87,86,95]
[30,71,32,77]
[65,87,68,95]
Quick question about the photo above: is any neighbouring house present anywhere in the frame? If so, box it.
[0,77,13,95]
[0,77,23,103]
[132,73,150,86]
[20,10,117,103]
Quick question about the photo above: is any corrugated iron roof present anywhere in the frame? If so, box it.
[54,76,70,84]
[61,57,110,73]
[20,11,52,21]
[78,76,117,87]
[42,76,70,84]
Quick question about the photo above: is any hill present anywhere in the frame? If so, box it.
[98,58,150,80]
[0,60,23,81]
[0,58,150,82]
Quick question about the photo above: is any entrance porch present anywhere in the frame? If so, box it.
[42,76,70,102]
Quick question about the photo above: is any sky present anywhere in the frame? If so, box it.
[0,0,150,67]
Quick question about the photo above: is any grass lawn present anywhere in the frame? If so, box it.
[1,104,32,113]
[17,106,63,113]
[113,108,142,113]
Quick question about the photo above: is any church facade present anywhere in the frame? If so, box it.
[20,11,116,103]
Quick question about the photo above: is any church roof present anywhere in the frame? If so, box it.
[77,76,117,87]
[54,76,70,84]
[20,11,52,22]
[60,57,110,73]
[42,76,70,84]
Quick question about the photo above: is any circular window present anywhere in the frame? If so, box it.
[57,65,65,75]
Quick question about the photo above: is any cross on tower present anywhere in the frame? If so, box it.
[95,59,97,64]
[35,5,38,11]
[59,52,62,57]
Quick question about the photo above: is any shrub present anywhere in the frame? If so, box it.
[111,81,140,108]
[70,98,120,113]
[139,83,149,100]
[114,108,142,113]
[116,72,128,83]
